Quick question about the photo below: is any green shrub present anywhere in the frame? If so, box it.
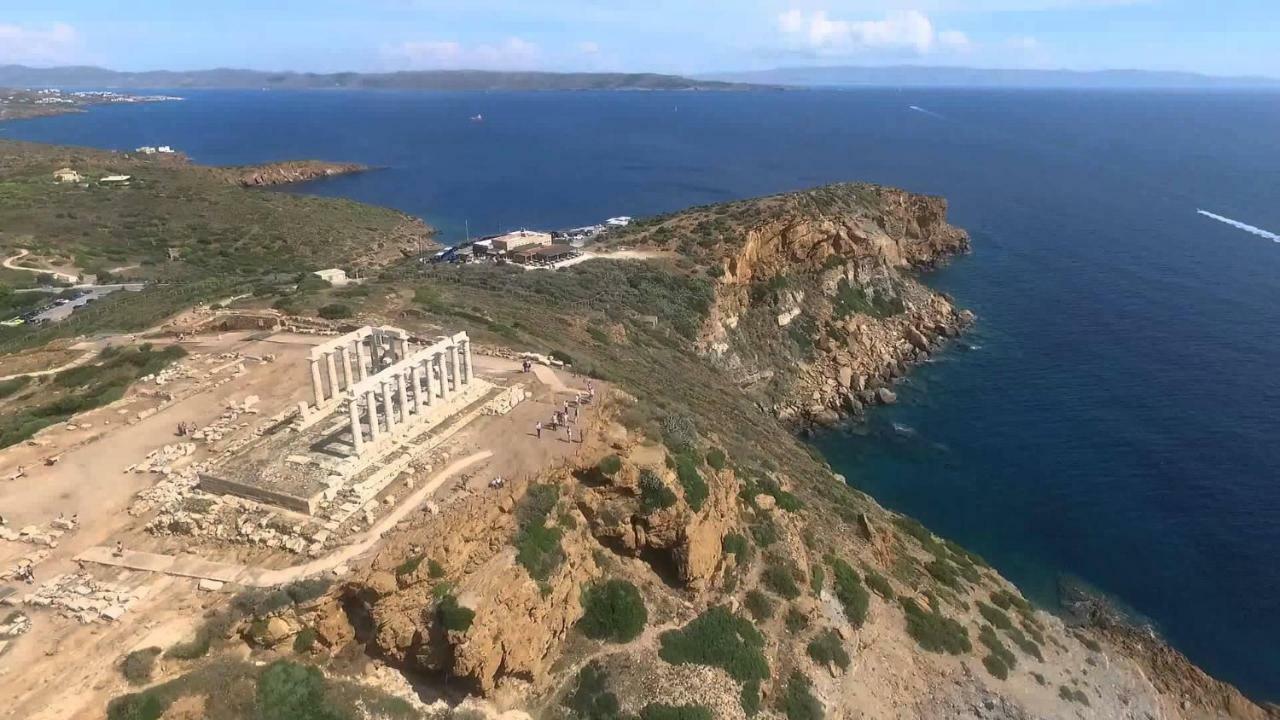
[639,470,677,512]
[550,349,575,366]
[762,558,803,600]
[1077,633,1102,653]
[706,447,727,471]
[256,660,341,720]
[785,607,810,633]
[317,303,352,320]
[394,554,424,577]
[284,578,331,605]
[898,597,971,655]
[658,607,769,688]
[722,533,749,560]
[597,455,623,477]
[121,647,161,685]
[675,455,709,511]
[296,275,332,292]
[564,663,621,720]
[749,519,779,547]
[165,627,212,660]
[806,629,850,670]
[515,484,565,580]
[744,590,774,621]
[639,704,714,720]
[829,559,869,628]
[1058,685,1091,706]
[427,559,446,578]
[1007,626,1044,662]
[438,593,475,632]
[778,671,824,720]
[925,558,962,590]
[293,627,317,653]
[107,691,167,720]
[862,568,895,600]
[579,579,648,643]
[977,602,1013,631]
[979,625,1016,680]
[810,566,825,595]
[661,414,699,453]
[0,376,30,399]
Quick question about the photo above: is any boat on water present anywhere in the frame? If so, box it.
[470,113,484,122]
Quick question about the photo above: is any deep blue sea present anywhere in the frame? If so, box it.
[5,88,1279,701]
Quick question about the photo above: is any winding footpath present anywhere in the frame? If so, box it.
[2,249,79,284]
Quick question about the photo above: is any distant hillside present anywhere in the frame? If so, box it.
[0,65,760,92]
[701,65,1280,89]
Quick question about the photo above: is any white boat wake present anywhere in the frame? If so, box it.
[908,105,945,119]
[1197,210,1279,242]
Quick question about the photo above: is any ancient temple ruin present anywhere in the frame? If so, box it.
[199,326,499,515]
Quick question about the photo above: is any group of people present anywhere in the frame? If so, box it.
[535,397,588,443]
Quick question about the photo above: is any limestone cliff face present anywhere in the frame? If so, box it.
[696,185,973,427]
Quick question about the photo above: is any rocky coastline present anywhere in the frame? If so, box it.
[204,160,371,187]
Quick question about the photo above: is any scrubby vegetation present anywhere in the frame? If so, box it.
[778,671,824,720]
[673,453,709,511]
[829,558,869,627]
[108,659,417,720]
[979,625,1017,680]
[564,663,621,720]
[658,607,770,715]
[762,556,803,600]
[515,484,565,581]
[121,647,162,685]
[579,579,648,643]
[639,470,677,512]
[638,704,714,720]
[862,567,895,600]
[899,597,971,655]
[806,629,850,670]
[0,344,186,449]
[744,590,774,621]
[1059,685,1091,706]
[438,593,475,633]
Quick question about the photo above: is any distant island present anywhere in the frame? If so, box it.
[700,64,1280,89]
[0,65,762,92]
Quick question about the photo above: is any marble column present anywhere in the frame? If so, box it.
[395,371,409,423]
[411,366,425,414]
[381,380,397,432]
[461,339,473,384]
[366,389,381,442]
[324,351,339,400]
[340,347,354,389]
[309,358,324,406]
[448,344,459,392]
[435,354,448,399]
[348,398,364,456]
[354,339,368,380]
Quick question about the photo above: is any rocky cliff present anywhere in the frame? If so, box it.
[608,183,974,429]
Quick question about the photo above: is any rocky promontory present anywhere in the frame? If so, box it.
[607,183,974,429]
[209,159,370,187]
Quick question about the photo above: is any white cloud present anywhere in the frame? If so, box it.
[938,29,972,52]
[1006,35,1041,51]
[577,40,601,55]
[0,22,83,66]
[383,36,541,70]
[777,8,970,56]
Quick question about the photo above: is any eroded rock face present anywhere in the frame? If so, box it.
[699,186,973,428]
[578,459,737,593]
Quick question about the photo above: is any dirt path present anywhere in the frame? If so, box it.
[2,249,79,284]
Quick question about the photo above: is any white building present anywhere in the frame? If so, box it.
[490,230,553,252]
[313,268,350,286]
[53,168,83,183]
[100,175,132,184]
[606,216,633,227]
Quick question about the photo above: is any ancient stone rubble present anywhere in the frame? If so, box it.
[23,573,140,624]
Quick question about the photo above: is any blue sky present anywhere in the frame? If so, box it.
[1,1,1276,77]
